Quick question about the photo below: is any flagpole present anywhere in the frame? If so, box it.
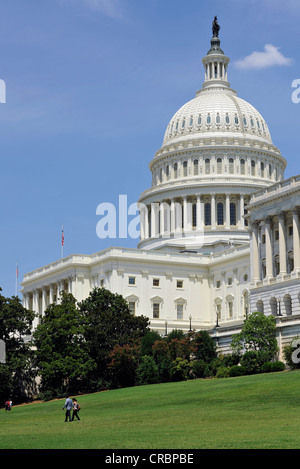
[61,225,64,258]
[15,263,18,297]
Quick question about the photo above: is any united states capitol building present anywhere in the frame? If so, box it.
[21,22,300,357]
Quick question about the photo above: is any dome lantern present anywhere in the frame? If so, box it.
[201,18,230,90]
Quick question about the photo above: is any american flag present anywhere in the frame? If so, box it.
[62,226,64,246]
[16,264,19,278]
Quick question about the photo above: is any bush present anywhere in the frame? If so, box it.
[170,358,192,382]
[216,366,230,378]
[240,350,271,375]
[261,362,273,373]
[192,360,209,378]
[136,356,159,385]
[271,361,285,372]
[229,365,245,377]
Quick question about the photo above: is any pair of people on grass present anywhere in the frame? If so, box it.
[62,396,80,421]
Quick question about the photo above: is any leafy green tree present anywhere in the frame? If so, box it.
[136,356,159,385]
[80,288,150,385]
[0,290,35,403]
[108,342,141,388]
[33,292,94,398]
[192,330,217,363]
[231,311,278,360]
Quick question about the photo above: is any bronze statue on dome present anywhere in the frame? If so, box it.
[212,16,220,38]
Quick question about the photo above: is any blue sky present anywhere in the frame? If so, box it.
[0,0,300,297]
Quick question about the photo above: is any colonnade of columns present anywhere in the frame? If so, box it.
[139,193,249,241]
[251,208,300,282]
[23,276,74,316]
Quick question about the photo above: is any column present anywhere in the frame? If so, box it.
[42,287,47,314]
[183,197,188,232]
[49,284,54,304]
[225,194,230,229]
[196,195,203,231]
[293,208,300,271]
[56,281,61,303]
[211,194,216,229]
[139,205,145,241]
[264,216,273,279]
[160,202,165,236]
[170,199,175,233]
[278,212,287,274]
[151,203,159,238]
[175,200,182,233]
[144,205,149,239]
[251,221,260,282]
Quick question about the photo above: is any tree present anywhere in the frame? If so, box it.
[33,292,94,398]
[79,288,150,386]
[231,311,278,360]
[0,289,36,403]
[192,330,217,363]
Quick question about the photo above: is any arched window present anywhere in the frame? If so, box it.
[205,158,210,174]
[193,159,198,175]
[207,114,211,125]
[230,202,236,226]
[216,113,221,124]
[182,118,186,129]
[159,168,163,183]
[183,161,188,177]
[225,114,230,124]
[251,160,256,176]
[166,165,170,180]
[197,115,202,126]
[217,202,224,225]
[261,162,265,178]
[189,116,193,127]
[205,203,211,226]
[240,159,245,175]
[217,158,222,174]
[174,163,178,179]
[229,158,234,174]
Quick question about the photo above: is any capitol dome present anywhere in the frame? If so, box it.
[138,28,287,253]
[162,90,272,148]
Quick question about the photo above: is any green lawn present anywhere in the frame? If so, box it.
[1,370,300,449]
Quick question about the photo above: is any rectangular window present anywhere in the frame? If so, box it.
[153,278,160,287]
[177,304,183,320]
[128,302,136,315]
[216,280,221,289]
[228,277,232,286]
[153,303,160,319]
[128,276,136,285]
[177,280,183,288]
[289,225,293,236]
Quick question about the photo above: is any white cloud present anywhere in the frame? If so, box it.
[235,44,293,70]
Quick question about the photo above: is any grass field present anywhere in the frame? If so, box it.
[1,370,300,449]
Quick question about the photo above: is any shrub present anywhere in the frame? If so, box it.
[170,358,192,381]
[136,356,159,385]
[271,361,285,372]
[240,350,271,375]
[261,362,273,373]
[228,365,245,377]
[216,366,230,378]
[192,359,209,378]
